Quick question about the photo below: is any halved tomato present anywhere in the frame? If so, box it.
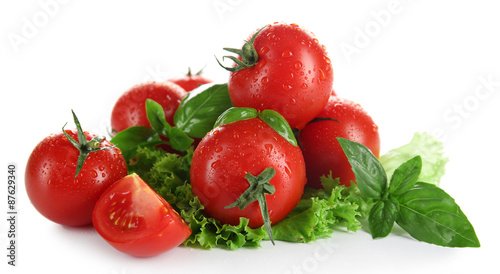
[92,173,191,257]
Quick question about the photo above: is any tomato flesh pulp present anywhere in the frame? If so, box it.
[93,174,191,257]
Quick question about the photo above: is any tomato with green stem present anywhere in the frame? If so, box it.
[92,173,192,257]
[25,111,127,226]
[169,68,212,92]
[298,96,380,188]
[218,22,334,129]
[190,108,306,243]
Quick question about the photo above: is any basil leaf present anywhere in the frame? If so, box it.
[388,156,422,196]
[396,182,480,247]
[259,109,297,146]
[337,138,387,198]
[369,197,399,239]
[214,107,258,128]
[174,83,233,138]
[110,126,162,161]
[146,99,172,136]
[145,99,194,152]
[169,127,195,152]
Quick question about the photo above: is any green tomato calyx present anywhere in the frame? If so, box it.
[62,110,115,178]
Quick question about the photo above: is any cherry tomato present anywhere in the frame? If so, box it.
[224,22,334,129]
[169,69,212,92]
[298,96,380,188]
[25,129,127,226]
[111,81,187,133]
[190,117,306,228]
[92,173,192,257]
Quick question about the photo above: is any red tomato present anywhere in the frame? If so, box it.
[25,129,127,226]
[226,22,334,129]
[169,69,212,92]
[298,96,380,188]
[92,173,192,257]
[190,118,306,228]
[110,81,187,133]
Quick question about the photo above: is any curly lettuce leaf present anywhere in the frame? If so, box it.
[271,175,368,243]
[126,146,368,249]
[379,132,448,186]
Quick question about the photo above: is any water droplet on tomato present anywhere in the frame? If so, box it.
[319,68,326,80]
[211,160,221,169]
[295,61,303,69]
[98,165,105,171]
[258,46,269,55]
[283,84,292,91]
[264,144,273,155]
[284,161,293,177]
[90,170,98,178]
[301,83,308,89]
[313,38,319,44]
[282,49,293,57]
[255,60,266,70]
[290,98,297,105]
[261,77,269,85]
[215,146,223,153]
[102,172,107,178]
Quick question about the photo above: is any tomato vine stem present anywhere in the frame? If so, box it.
[225,167,276,245]
[63,110,115,178]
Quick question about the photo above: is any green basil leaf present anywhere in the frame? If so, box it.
[174,83,233,138]
[337,138,387,198]
[145,98,194,152]
[146,99,172,136]
[169,127,195,152]
[396,182,480,247]
[388,156,422,196]
[368,197,399,239]
[110,126,162,161]
[259,109,297,147]
[213,107,258,128]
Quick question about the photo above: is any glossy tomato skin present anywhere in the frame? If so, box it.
[110,81,187,133]
[170,75,212,92]
[299,96,380,188]
[25,130,127,226]
[228,23,334,129]
[190,118,306,228]
[92,174,191,257]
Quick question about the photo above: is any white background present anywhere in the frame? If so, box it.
[1,0,499,273]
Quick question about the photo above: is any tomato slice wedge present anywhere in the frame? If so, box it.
[92,173,191,257]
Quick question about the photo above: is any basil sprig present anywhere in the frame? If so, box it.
[111,83,233,160]
[337,138,480,248]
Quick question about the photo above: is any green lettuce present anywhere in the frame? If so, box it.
[379,132,448,186]
[126,146,368,249]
